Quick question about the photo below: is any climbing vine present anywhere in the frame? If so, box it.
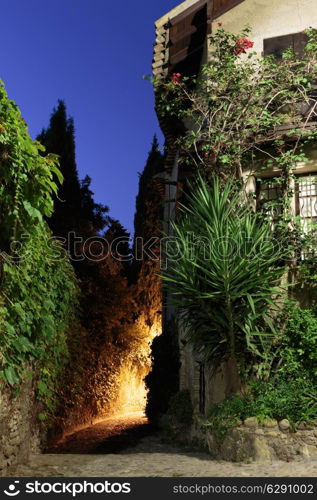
[154,26,317,180]
[154,25,317,283]
[0,81,78,416]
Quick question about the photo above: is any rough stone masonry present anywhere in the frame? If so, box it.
[0,372,40,476]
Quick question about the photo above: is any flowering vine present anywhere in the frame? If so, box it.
[154,26,317,178]
[233,37,254,55]
[171,73,182,84]
[153,25,317,261]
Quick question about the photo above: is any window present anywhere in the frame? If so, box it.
[296,175,317,233]
[256,179,283,220]
[296,175,317,259]
[168,0,246,76]
[257,174,317,259]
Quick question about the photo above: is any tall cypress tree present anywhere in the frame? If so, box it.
[38,102,137,432]
[133,135,164,242]
[38,100,109,240]
[105,219,131,273]
[131,135,164,285]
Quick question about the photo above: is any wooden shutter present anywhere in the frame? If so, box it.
[264,32,309,58]
[168,2,208,75]
[169,2,207,67]
[168,0,246,74]
[293,32,309,56]
[212,0,245,19]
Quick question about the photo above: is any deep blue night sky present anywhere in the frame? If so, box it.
[1,0,180,235]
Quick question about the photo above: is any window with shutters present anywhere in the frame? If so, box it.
[256,179,283,219]
[257,174,317,258]
[263,32,309,59]
[296,175,317,233]
[296,175,317,259]
[168,0,246,76]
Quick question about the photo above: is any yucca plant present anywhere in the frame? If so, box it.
[162,175,288,371]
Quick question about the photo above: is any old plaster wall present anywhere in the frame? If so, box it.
[214,0,317,56]
[179,323,241,416]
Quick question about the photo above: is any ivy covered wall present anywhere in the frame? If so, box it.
[0,82,79,470]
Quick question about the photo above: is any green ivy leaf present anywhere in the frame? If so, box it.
[23,200,42,221]
[4,366,20,386]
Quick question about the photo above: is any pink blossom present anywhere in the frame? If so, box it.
[171,73,182,84]
[234,37,254,56]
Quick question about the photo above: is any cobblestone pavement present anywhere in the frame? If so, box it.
[7,414,317,477]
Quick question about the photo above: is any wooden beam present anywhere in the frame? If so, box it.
[169,0,207,26]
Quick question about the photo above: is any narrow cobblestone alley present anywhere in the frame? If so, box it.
[7,414,317,478]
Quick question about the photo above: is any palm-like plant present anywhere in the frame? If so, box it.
[162,176,287,369]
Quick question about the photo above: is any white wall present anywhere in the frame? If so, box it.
[213,0,317,55]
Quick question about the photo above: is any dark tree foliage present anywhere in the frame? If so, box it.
[132,135,164,283]
[134,135,164,241]
[105,219,132,275]
[38,100,109,240]
[145,318,180,425]
[37,102,137,434]
[79,175,109,236]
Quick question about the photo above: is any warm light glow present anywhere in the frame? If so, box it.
[115,321,162,416]
[117,364,148,414]
[55,319,162,445]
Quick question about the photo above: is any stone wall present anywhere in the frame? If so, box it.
[0,375,40,476]
[190,418,317,462]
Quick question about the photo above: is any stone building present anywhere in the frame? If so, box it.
[153,0,317,418]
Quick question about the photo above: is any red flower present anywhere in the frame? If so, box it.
[203,150,218,163]
[217,22,223,27]
[234,37,254,56]
[171,73,182,84]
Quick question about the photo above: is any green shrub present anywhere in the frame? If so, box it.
[204,395,246,441]
[204,305,317,440]
[0,231,78,394]
[276,305,317,381]
[205,377,317,440]
[247,378,317,423]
